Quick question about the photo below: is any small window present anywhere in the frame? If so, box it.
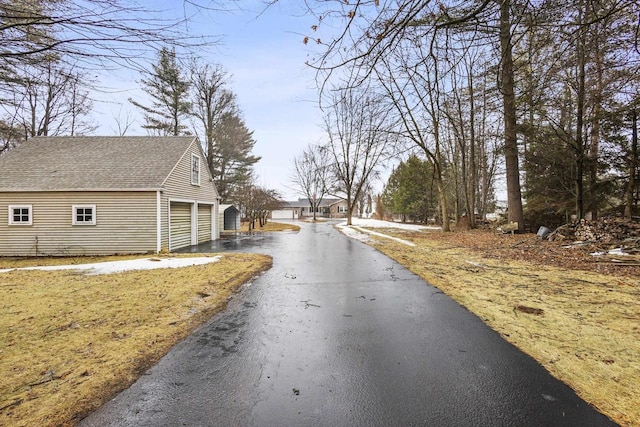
[191,154,201,186]
[8,205,32,225]
[72,205,96,225]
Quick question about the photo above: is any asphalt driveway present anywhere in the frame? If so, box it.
[80,220,615,426]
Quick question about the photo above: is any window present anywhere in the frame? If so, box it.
[8,205,32,225]
[191,154,201,186]
[338,205,347,213]
[72,205,96,225]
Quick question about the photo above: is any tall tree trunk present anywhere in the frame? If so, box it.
[346,194,353,225]
[499,0,524,231]
[626,108,638,219]
[575,4,587,221]
[588,21,603,220]
[467,68,477,228]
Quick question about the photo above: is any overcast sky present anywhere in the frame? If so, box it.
[92,1,326,200]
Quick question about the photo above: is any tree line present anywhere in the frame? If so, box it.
[288,0,639,231]
[0,0,272,213]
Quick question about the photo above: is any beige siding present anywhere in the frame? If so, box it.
[197,204,212,243]
[161,140,219,250]
[0,191,157,256]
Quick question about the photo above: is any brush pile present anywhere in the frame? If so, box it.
[545,218,640,264]
[547,218,640,244]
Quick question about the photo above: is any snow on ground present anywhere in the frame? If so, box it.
[0,256,222,276]
[345,218,439,231]
[336,218,440,246]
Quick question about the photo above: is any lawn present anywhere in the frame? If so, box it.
[361,227,639,427]
[239,220,300,232]
[0,253,271,427]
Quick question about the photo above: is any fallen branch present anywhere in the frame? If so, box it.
[514,305,544,316]
[0,399,24,412]
[28,374,63,387]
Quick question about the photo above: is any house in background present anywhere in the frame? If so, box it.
[0,136,219,256]
[271,198,349,220]
[219,204,241,232]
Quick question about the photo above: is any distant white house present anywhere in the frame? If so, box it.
[0,136,220,256]
[271,198,349,220]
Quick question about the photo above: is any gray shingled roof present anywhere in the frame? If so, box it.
[0,136,198,192]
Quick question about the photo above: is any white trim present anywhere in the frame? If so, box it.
[156,191,162,253]
[8,204,32,226]
[160,136,199,187]
[72,204,97,225]
[167,199,172,251]
[191,153,201,186]
[191,201,198,245]
[211,204,216,240]
[168,197,195,204]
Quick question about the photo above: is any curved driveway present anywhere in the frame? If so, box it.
[80,221,615,426]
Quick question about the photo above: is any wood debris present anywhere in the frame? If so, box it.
[546,218,640,263]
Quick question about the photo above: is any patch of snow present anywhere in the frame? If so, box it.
[339,218,440,231]
[0,256,222,276]
[336,218,437,246]
[590,248,631,257]
[336,224,372,243]
[352,226,416,247]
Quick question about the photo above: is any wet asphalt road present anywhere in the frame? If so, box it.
[80,221,615,426]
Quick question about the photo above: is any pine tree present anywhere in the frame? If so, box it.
[212,111,260,201]
[382,155,437,223]
[130,47,191,136]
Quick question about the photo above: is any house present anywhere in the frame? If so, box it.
[270,200,302,220]
[219,204,241,232]
[271,198,349,220]
[0,136,220,256]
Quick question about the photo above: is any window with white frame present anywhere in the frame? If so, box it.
[338,205,347,213]
[8,205,32,225]
[191,154,201,185]
[72,205,96,225]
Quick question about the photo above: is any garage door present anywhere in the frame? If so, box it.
[198,204,212,244]
[272,209,293,219]
[170,202,192,251]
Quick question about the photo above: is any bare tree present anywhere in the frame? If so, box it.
[0,0,213,72]
[286,0,525,230]
[235,182,283,230]
[112,106,135,136]
[190,61,236,174]
[374,38,452,231]
[3,58,95,139]
[322,84,394,226]
[290,144,331,221]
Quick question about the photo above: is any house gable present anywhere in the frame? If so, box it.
[160,139,219,251]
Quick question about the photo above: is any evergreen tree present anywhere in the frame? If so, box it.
[382,155,437,223]
[130,47,191,136]
[212,111,260,201]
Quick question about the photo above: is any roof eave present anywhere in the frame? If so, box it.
[0,187,164,193]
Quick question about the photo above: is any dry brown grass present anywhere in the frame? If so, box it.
[0,253,271,427]
[362,228,639,427]
[240,221,300,232]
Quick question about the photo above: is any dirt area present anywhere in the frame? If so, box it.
[0,253,271,427]
[361,226,639,427]
[422,228,640,276]
[239,221,300,232]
